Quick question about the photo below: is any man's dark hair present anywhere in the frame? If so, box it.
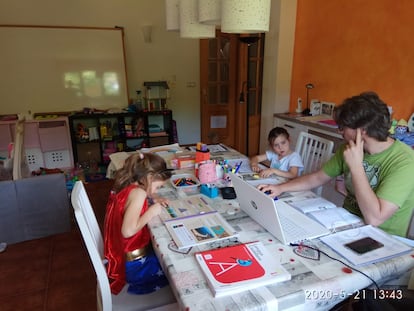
[334,91,390,141]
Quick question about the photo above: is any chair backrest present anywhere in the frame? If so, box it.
[12,118,25,180]
[71,181,178,311]
[407,210,414,240]
[71,181,112,311]
[295,131,334,195]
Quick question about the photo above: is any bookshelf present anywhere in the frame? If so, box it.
[68,110,174,167]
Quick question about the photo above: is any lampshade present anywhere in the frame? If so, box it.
[221,0,271,33]
[180,0,215,38]
[165,0,180,31]
[198,0,221,25]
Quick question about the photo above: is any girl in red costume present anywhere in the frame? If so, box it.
[104,152,172,295]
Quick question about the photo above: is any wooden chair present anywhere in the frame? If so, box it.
[71,181,177,311]
[295,131,334,196]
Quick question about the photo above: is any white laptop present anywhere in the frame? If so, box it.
[229,173,330,245]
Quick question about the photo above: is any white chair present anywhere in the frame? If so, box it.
[12,117,25,180]
[70,181,178,311]
[295,131,334,196]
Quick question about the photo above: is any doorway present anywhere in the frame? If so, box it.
[200,31,265,156]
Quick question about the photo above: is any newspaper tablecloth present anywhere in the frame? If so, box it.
[149,183,414,311]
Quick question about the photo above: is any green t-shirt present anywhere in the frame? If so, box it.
[323,140,414,237]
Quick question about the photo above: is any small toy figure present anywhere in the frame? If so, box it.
[395,119,408,135]
[389,119,397,135]
[136,117,145,137]
[77,123,89,141]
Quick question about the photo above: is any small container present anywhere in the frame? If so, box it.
[174,153,195,169]
[195,150,210,177]
[200,184,219,198]
[195,150,210,163]
[171,173,200,193]
[198,162,217,183]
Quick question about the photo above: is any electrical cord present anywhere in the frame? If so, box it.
[289,243,380,290]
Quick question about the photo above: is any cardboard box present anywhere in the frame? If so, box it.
[174,154,195,169]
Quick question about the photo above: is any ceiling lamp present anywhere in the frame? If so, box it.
[221,0,271,33]
[165,0,180,31]
[180,0,215,38]
[198,0,221,25]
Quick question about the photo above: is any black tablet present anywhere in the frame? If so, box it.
[344,237,384,254]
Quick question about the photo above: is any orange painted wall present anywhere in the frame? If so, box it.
[290,0,414,120]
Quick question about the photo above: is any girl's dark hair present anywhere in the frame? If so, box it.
[334,91,390,141]
[112,153,172,193]
[268,127,290,145]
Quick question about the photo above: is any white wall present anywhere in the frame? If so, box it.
[260,0,297,153]
[0,0,295,146]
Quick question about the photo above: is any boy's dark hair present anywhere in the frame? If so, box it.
[334,91,390,141]
[268,127,290,145]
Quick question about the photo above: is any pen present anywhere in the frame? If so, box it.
[234,161,242,173]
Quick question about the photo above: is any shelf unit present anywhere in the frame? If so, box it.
[143,81,169,111]
[68,110,174,166]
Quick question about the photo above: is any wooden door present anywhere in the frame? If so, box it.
[200,32,264,155]
[246,35,265,157]
[200,33,238,148]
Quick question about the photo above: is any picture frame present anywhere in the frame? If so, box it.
[321,102,335,116]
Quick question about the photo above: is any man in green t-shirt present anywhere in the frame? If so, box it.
[259,92,414,237]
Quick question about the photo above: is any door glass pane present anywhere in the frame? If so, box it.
[249,41,258,57]
[258,90,262,114]
[248,90,256,116]
[208,85,217,105]
[208,62,217,81]
[219,38,230,59]
[220,62,229,81]
[249,61,257,87]
[209,39,217,58]
[220,85,228,103]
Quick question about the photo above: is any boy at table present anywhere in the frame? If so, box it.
[250,127,304,179]
[259,92,414,237]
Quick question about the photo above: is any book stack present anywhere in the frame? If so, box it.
[195,241,291,297]
[281,193,364,231]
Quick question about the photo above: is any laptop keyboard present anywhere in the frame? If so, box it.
[279,213,310,240]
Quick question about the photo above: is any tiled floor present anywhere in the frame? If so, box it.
[0,179,113,311]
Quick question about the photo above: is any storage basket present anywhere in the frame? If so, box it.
[43,150,72,169]
[25,148,44,172]
[170,173,200,193]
